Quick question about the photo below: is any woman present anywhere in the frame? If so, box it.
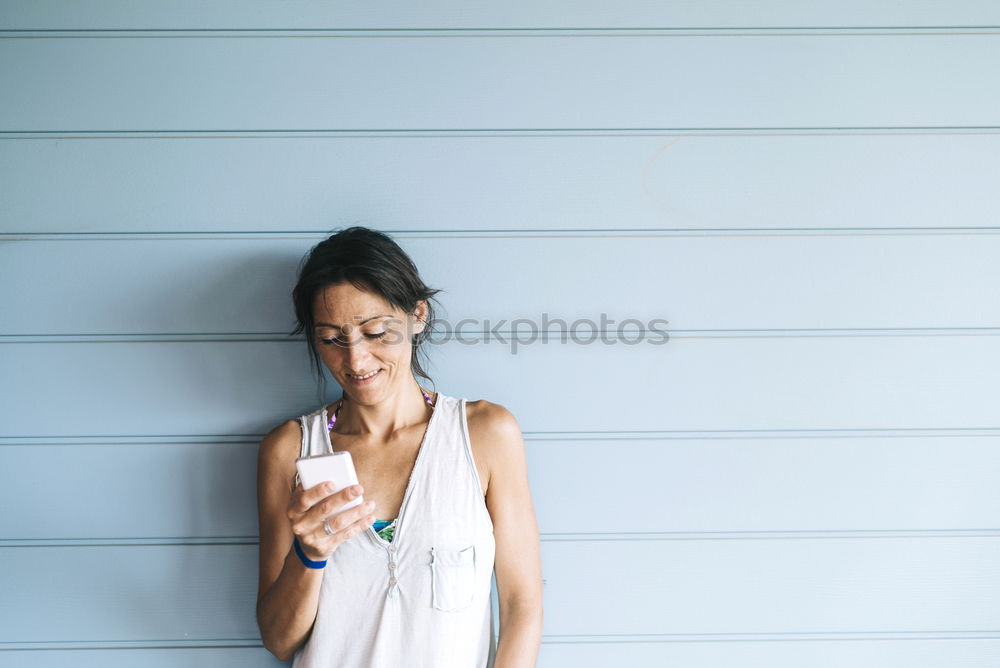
[256,226,543,667]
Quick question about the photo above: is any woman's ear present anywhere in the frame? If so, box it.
[412,300,429,334]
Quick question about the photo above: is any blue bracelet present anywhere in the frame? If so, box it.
[293,537,328,569]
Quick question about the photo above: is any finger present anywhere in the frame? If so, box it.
[287,480,333,518]
[297,484,366,524]
[345,512,378,538]
[329,511,378,544]
[317,501,375,533]
[290,482,363,515]
[311,485,367,520]
[289,488,362,533]
[299,510,376,558]
[286,483,305,519]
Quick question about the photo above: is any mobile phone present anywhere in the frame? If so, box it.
[294,451,364,517]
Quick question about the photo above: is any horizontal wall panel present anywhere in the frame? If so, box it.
[2,538,997,644]
[5,641,1000,668]
[4,232,1000,334]
[0,544,259,644]
[0,648,286,668]
[4,1,1000,30]
[0,238,304,335]
[4,134,1000,234]
[2,35,1000,130]
[538,639,1000,668]
[0,341,317,438]
[0,442,260,540]
[3,435,999,540]
[542,537,1000,635]
[532,435,1000,535]
[1,335,997,437]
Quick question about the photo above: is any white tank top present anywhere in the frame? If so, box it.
[291,391,497,668]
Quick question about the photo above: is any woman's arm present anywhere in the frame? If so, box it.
[469,402,544,668]
[255,420,375,661]
[255,420,324,661]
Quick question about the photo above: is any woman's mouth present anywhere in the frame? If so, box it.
[346,369,382,385]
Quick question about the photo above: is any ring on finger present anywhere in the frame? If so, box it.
[322,516,335,536]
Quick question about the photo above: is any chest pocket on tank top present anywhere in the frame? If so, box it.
[430,545,476,611]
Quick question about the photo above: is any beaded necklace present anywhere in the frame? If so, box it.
[326,386,435,433]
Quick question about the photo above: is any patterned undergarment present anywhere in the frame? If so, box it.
[372,519,397,542]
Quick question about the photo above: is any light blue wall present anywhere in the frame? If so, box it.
[2,2,1000,666]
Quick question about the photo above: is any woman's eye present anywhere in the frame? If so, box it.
[319,332,386,345]
[320,336,349,346]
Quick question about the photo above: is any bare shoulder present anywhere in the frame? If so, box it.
[259,418,301,459]
[465,399,526,495]
[466,398,521,436]
[257,418,303,494]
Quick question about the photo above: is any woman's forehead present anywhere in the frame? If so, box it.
[312,283,401,325]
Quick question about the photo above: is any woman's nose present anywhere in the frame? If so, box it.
[345,337,372,366]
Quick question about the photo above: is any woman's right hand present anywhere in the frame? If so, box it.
[286,482,377,561]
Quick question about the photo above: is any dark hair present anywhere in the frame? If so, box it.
[291,226,443,399]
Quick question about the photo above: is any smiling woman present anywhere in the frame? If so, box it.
[311,280,426,400]
[255,226,543,668]
[289,227,441,400]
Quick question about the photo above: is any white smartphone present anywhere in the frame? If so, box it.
[294,451,364,518]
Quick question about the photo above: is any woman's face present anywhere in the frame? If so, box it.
[311,282,426,404]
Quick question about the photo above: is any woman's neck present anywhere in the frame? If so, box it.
[334,378,432,441]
